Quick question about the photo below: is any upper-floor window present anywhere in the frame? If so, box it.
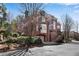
[40,24,47,33]
[53,21,56,30]
[36,25,39,31]
[41,16,45,22]
[49,24,53,31]
[57,25,60,30]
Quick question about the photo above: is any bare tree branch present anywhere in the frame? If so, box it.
[62,14,74,43]
[17,3,44,37]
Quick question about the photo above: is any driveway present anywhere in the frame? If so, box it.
[0,40,79,56]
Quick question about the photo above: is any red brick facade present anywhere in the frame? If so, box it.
[17,10,61,42]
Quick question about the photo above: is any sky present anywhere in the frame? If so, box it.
[5,3,79,31]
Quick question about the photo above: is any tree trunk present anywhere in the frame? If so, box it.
[0,34,4,41]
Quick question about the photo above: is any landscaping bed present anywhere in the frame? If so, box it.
[0,36,43,52]
[0,44,9,52]
[0,43,20,52]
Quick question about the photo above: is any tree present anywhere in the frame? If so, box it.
[0,3,7,27]
[11,20,17,32]
[6,11,13,23]
[74,21,79,40]
[0,3,10,41]
[19,3,43,37]
[75,21,79,33]
[16,15,25,35]
[62,14,74,43]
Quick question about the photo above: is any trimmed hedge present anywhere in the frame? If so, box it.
[3,36,43,47]
[5,38,17,44]
[17,36,28,44]
[17,36,43,45]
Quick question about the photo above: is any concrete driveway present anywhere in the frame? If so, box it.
[0,40,79,56]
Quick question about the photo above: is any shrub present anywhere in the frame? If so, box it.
[4,31,11,37]
[11,32,19,37]
[56,35,64,43]
[17,36,28,44]
[27,37,43,45]
[0,28,12,38]
[4,39,13,49]
[16,36,43,46]
[5,38,17,44]
[27,37,37,44]
[5,39,13,43]
[35,38,43,45]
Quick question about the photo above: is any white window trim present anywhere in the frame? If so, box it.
[53,21,56,30]
[40,24,47,33]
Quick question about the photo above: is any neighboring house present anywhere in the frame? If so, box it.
[17,10,61,42]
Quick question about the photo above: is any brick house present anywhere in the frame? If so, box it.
[17,10,61,42]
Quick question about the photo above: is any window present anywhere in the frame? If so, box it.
[40,24,47,33]
[36,25,39,31]
[53,21,56,30]
[49,24,53,31]
[57,25,60,29]
[41,16,45,22]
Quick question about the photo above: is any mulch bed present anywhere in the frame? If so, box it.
[0,43,43,53]
[0,44,9,52]
[0,44,20,52]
